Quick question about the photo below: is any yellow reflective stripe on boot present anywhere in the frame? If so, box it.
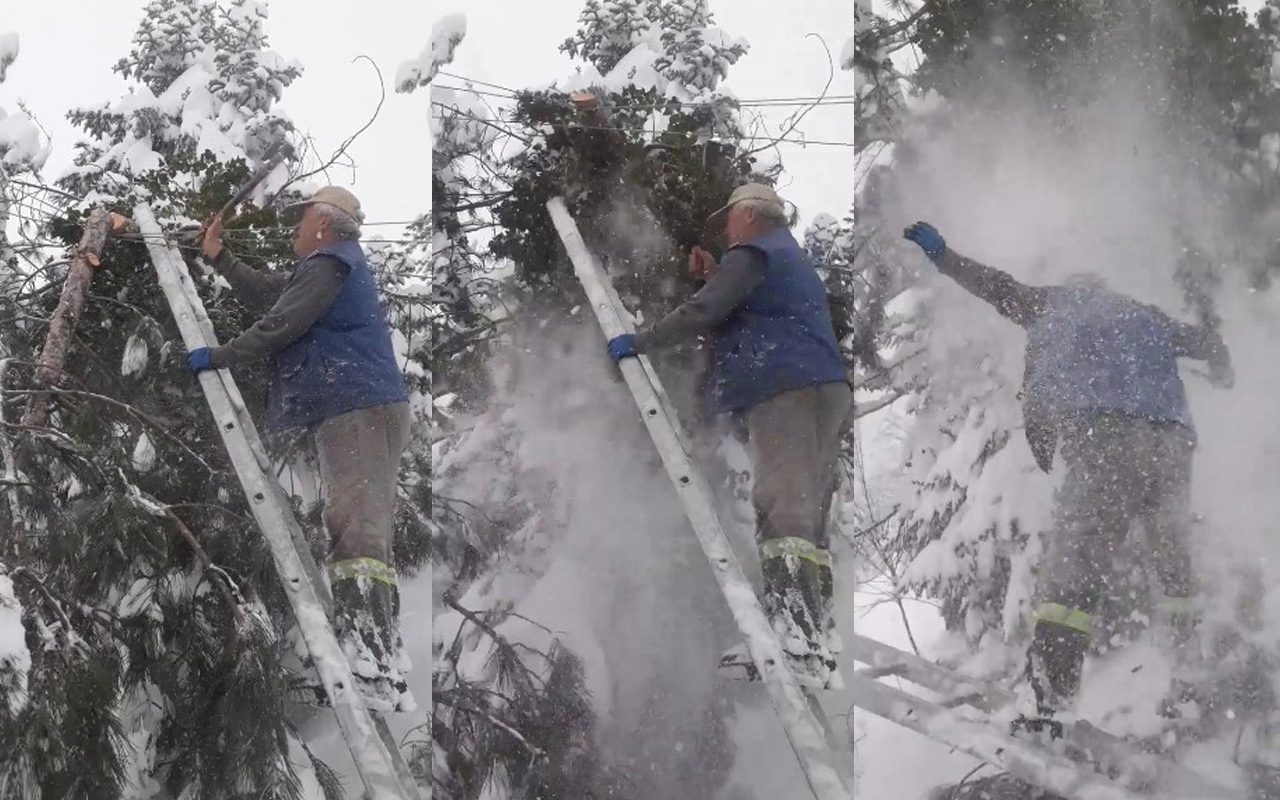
[1034,602,1093,635]
[759,537,833,570]
[328,557,398,587]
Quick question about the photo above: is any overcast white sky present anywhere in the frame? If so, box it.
[3,0,434,230]
[3,1,852,234]
[437,0,857,225]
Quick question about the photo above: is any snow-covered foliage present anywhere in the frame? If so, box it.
[559,0,747,136]
[850,3,907,146]
[560,0,654,75]
[892,293,1054,644]
[62,0,299,202]
[0,31,43,172]
[0,3,342,797]
[0,30,51,271]
[0,571,29,718]
[395,13,467,94]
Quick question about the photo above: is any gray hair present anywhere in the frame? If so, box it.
[315,203,362,240]
[736,197,788,226]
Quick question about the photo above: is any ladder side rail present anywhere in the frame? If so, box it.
[162,229,334,608]
[546,197,853,800]
[850,673,1149,800]
[134,205,413,800]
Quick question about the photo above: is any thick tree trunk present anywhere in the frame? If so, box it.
[21,207,115,428]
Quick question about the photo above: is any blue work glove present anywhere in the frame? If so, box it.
[904,221,947,263]
[607,334,638,361]
[186,347,215,374]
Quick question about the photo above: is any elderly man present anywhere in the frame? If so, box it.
[607,183,852,689]
[903,221,1233,736]
[189,186,412,712]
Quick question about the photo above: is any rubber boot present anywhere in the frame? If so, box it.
[1012,621,1091,740]
[761,551,839,690]
[331,576,414,713]
[719,550,839,690]
[1157,601,1205,728]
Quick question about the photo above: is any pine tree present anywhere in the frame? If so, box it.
[651,0,746,104]
[0,3,362,797]
[560,0,655,77]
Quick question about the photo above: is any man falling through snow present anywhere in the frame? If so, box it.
[187,186,413,712]
[903,221,1233,735]
[607,183,852,690]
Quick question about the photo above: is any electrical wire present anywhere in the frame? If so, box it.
[434,82,857,110]
[431,104,856,148]
[435,70,857,107]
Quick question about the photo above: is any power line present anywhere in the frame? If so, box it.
[436,71,520,95]
[436,70,856,106]
[431,104,856,148]
[432,82,857,110]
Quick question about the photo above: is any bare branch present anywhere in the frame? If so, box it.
[858,1,933,51]
[853,388,908,420]
[744,34,835,158]
[280,55,387,192]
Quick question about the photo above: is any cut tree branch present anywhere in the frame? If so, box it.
[22,208,120,428]
[159,501,246,626]
[432,693,545,760]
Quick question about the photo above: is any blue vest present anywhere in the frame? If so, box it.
[707,227,848,412]
[267,239,409,431]
[1023,286,1191,427]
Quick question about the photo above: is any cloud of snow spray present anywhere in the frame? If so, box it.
[435,317,813,797]
[419,188,820,797]
[874,3,1280,743]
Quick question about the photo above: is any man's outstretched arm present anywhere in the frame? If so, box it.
[631,246,767,352]
[904,222,1048,328]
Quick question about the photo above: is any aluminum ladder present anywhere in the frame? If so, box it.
[134,204,424,800]
[547,197,855,800]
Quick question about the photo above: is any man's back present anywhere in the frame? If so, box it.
[1025,286,1192,427]
[708,226,847,412]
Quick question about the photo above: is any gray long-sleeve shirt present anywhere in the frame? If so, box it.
[633,247,767,352]
[208,248,349,368]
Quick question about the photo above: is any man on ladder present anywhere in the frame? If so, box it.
[606,183,851,689]
[187,186,414,712]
